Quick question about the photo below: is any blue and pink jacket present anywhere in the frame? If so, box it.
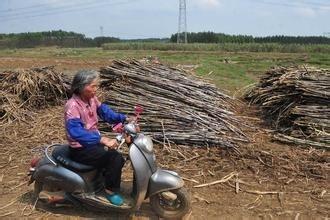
[64,94,126,148]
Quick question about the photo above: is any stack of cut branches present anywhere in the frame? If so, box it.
[0,66,68,125]
[99,60,249,149]
[245,66,329,149]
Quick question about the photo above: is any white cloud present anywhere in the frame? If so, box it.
[44,0,86,7]
[295,7,316,17]
[200,0,221,7]
[319,5,330,11]
[193,0,222,9]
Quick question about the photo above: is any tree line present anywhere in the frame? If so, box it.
[0,30,120,48]
[170,32,330,44]
[0,30,329,49]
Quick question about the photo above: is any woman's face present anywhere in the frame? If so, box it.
[81,78,99,100]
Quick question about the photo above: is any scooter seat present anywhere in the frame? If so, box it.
[52,144,95,173]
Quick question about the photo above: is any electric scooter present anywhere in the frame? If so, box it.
[28,106,191,219]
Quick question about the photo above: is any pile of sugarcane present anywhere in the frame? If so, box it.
[245,66,329,149]
[0,66,68,125]
[99,60,249,149]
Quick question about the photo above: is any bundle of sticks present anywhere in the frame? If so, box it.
[0,66,68,125]
[99,60,249,149]
[245,66,329,149]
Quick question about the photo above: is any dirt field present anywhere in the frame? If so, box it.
[0,57,329,219]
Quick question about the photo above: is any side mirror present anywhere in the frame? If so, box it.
[134,105,143,117]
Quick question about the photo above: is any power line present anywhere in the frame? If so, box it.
[252,0,330,10]
[290,0,330,7]
[301,0,330,6]
[0,0,127,19]
[0,0,120,17]
[0,0,111,14]
[0,2,54,13]
[83,28,164,38]
[0,0,140,22]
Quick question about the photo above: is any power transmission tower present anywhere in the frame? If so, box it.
[100,26,104,37]
[177,0,187,44]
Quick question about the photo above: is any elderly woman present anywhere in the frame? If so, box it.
[65,70,128,206]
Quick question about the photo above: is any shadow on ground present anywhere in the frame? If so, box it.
[19,190,159,219]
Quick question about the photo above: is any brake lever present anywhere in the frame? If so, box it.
[117,139,125,152]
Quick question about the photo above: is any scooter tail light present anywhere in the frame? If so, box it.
[30,157,40,168]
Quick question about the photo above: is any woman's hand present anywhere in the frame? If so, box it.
[100,137,118,149]
[126,115,137,123]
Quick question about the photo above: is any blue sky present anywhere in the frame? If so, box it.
[0,0,329,38]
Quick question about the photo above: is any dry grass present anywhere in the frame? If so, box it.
[245,66,329,149]
[0,66,69,125]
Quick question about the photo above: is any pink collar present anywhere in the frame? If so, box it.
[72,94,90,107]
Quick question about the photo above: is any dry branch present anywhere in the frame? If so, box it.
[245,66,329,149]
[99,60,249,148]
[0,66,69,126]
[193,171,238,188]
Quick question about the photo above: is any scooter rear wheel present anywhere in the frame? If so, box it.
[150,188,191,219]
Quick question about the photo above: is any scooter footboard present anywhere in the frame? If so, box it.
[147,169,184,197]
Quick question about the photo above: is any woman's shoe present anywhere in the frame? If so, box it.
[105,193,124,206]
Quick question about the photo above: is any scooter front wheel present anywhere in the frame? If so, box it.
[150,188,191,219]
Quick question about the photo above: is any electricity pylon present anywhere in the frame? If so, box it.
[177,0,187,44]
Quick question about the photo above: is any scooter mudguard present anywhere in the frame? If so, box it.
[147,169,184,197]
[34,162,87,193]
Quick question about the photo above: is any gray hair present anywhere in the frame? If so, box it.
[71,70,99,95]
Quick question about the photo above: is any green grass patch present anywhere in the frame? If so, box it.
[0,47,328,95]
[102,42,330,54]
